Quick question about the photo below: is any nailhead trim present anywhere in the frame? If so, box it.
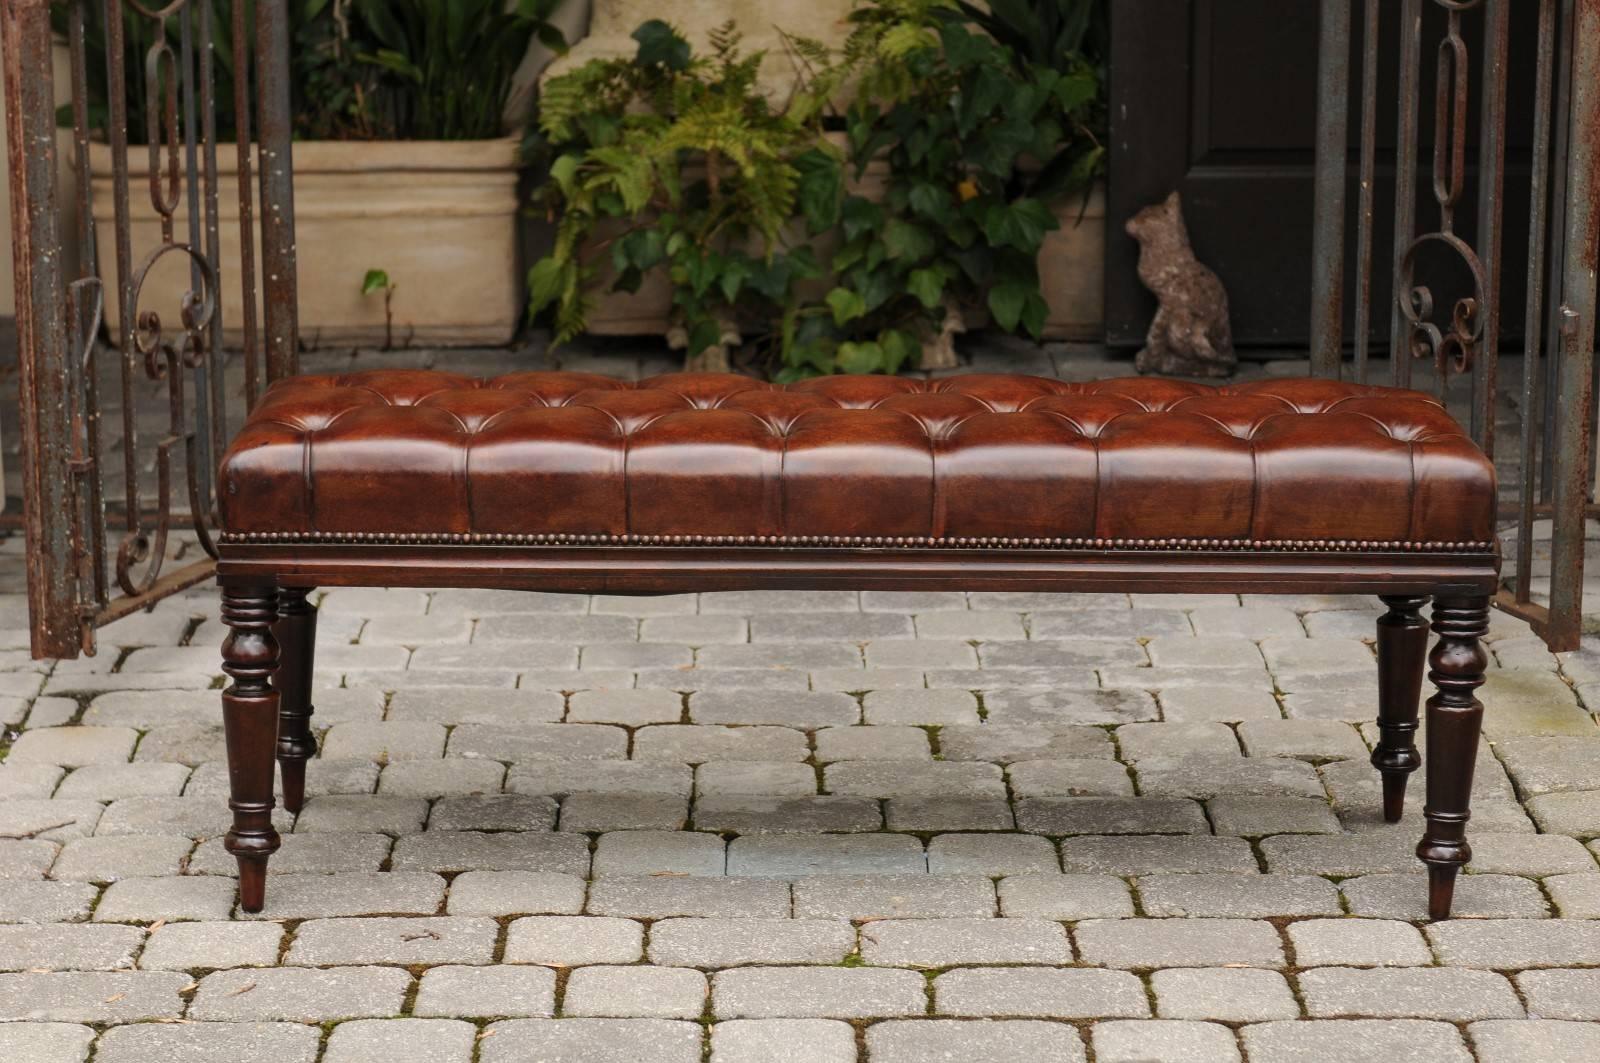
[218,531,1495,552]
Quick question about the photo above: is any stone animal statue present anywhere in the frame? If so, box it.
[1125,191,1235,378]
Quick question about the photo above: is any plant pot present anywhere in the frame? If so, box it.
[86,137,524,349]
[1038,180,1107,341]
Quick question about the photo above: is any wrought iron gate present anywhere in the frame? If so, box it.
[2,0,298,659]
[1311,0,1600,651]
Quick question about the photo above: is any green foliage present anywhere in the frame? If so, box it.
[53,0,567,143]
[803,0,1067,364]
[947,0,1109,200]
[360,269,393,296]
[529,20,839,366]
[529,2,1108,377]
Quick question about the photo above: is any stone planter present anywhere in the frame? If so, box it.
[87,137,524,349]
[1039,181,1107,341]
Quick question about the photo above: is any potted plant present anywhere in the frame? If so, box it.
[529,20,848,372]
[952,0,1108,341]
[531,1,1108,374]
[68,0,569,349]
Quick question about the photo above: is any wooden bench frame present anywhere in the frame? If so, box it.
[217,537,1499,919]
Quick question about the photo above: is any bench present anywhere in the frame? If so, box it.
[215,370,1500,917]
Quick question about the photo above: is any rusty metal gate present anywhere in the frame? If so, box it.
[1311,0,1600,651]
[3,0,298,659]
[6,1,1600,656]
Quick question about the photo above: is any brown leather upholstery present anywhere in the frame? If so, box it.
[218,370,1496,547]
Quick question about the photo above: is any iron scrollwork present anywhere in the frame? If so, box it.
[75,0,243,602]
[1395,0,1491,386]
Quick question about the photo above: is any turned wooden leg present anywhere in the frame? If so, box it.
[1417,594,1490,922]
[221,584,283,913]
[274,588,319,815]
[1373,594,1430,821]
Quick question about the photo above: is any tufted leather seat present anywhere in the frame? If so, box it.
[218,370,1496,549]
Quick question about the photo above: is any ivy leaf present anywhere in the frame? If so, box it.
[854,268,898,314]
[982,198,1059,253]
[1019,289,1049,338]
[907,181,953,224]
[826,287,867,327]
[842,197,883,243]
[719,256,752,304]
[836,340,886,375]
[906,267,947,310]
[614,229,666,274]
[1055,68,1100,114]
[795,149,845,235]
[938,22,987,70]
[883,219,936,262]
[632,19,691,71]
[687,318,724,358]
[988,281,1032,332]
[879,329,919,374]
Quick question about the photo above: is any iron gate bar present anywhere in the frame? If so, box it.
[256,0,297,382]
[3,0,296,658]
[1514,0,1559,608]
[1311,0,1351,379]
[1353,0,1381,385]
[1472,0,1509,454]
[1312,0,1600,650]
[1390,0,1423,386]
[3,0,78,659]
[1545,0,1600,651]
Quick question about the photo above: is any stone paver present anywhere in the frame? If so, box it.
[1299,967,1524,1020]
[713,1019,859,1063]
[323,1019,476,1063]
[867,1019,1086,1062]
[649,918,855,967]
[563,965,708,1019]
[1152,967,1300,1021]
[0,467,1596,1055]
[189,966,411,1021]
[413,964,556,1018]
[92,1022,319,1063]
[478,1018,701,1063]
[713,967,928,1018]
[1242,1020,1471,1063]
[934,967,1149,1018]
[504,916,644,966]
[1093,1020,1242,1063]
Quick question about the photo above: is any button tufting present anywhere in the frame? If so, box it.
[220,370,1495,547]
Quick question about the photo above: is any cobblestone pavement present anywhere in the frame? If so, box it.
[1,341,1599,1061]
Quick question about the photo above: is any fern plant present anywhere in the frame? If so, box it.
[529,20,841,363]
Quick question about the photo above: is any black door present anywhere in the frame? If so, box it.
[1106,0,1545,349]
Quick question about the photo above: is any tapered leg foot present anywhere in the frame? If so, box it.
[1374,595,1430,822]
[221,584,282,914]
[237,855,269,913]
[1416,595,1490,922]
[1382,773,1409,824]
[1428,862,1460,923]
[274,588,318,816]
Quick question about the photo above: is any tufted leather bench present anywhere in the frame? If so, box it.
[215,370,1500,917]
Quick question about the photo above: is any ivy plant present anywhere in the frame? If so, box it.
[796,0,1101,372]
[529,21,842,366]
[529,3,1109,377]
